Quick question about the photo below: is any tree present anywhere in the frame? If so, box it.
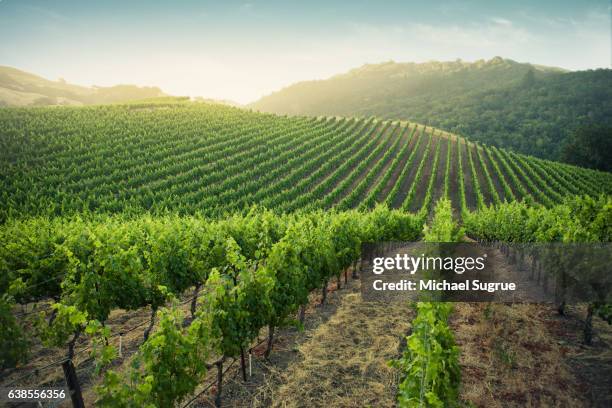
[561,125,612,172]
[521,68,536,88]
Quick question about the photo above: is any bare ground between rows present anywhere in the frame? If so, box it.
[188,276,355,407]
[344,124,409,207]
[448,138,461,220]
[469,144,494,206]
[408,137,441,213]
[452,243,612,408]
[203,276,412,408]
[203,245,611,408]
[5,292,237,407]
[289,121,382,202]
[497,156,533,202]
[377,126,419,201]
[3,297,174,407]
[480,147,507,202]
[330,122,400,206]
[506,154,545,204]
[545,306,612,408]
[390,130,430,208]
[319,122,389,198]
[460,140,478,211]
[490,150,524,202]
[430,134,450,209]
[2,274,363,408]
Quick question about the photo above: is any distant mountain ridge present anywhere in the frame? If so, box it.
[0,65,166,106]
[334,57,567,80]
[249,57,612,161]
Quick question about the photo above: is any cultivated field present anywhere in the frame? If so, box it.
[1,100,611,407]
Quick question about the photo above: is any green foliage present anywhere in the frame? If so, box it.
[207,239,274,357]
[250,58,612,164]
[456,139,469,217]
[37,303,88,349]
[464,195,612,340]
[360,125,416,209]
[418,135,442,215]
[384,127,425,207]
[443,137,452,200]
[96,305,214,407]
[0,94,610,404]
[561,125,612,172]
[0,207,424,393]
[93,207,423,406]
[392,302,461,408]
[339,122,403,210]
[401,132,433,211]
[464,195,612,243]
[423,199,463,242]
[2,103,609,223]
[393,199,462,407]
[86,320,116,374]
[0,294,29,369]
[474,145,501,205]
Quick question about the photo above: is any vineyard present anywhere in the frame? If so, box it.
[1,101,612,222]
[1,100,611,407]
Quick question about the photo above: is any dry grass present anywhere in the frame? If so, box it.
[264,285,411,408]
[452,302,589,407]
[545,304,612,408]
[190,277,368,407]
[7,260,611,408]
[3,295,193,407]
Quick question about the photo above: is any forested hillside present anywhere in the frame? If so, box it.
[250,57,612,163]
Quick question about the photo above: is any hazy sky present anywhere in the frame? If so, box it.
[0,0,610,103]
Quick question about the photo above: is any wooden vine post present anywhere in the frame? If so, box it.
[62,359,85,408]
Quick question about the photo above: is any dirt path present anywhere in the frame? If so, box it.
[11,244,609,408]
[195,247,610,408]
[545,305,612,408]
[452,302,588,407]
[269,286,411,408]
[453,244,612,407]
[207,276,412,408]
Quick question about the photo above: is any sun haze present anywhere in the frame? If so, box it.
[0,0,609,103]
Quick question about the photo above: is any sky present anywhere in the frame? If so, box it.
[0,0,610,104]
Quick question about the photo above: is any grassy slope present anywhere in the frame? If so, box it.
[0,65,165,106]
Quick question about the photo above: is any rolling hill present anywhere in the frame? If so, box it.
[249,57,612,162]
[1,99,612,408]
[1,100,611,222]
[0,65,166,106]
